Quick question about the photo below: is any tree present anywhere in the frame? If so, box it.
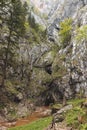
[59,18,72,48]
[0,0,28,86]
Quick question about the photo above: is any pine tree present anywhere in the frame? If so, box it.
[0,0,28,86]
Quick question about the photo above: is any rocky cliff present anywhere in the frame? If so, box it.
[29,0,87,104]
[47,0,87,39]
[0,0,87,120]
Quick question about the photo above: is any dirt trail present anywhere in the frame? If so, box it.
[16,106,50,127]
[0,106,50,128]
[0,107,72,130]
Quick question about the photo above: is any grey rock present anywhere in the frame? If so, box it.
[0,126,7,130]
[16,93,23,101]
[54,105,73,116]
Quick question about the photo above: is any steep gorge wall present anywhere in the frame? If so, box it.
[47,0,87,39]
[34,0,87,104]
[16,0,87,105]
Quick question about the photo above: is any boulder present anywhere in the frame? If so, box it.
[40,109,52,117]
[16,93,23,101]
[0,126,7,130]
[17,103,29,118]
[52,105,73,124]
[54,105,73,115]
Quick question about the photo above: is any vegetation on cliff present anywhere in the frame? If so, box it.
[0,0,87,130]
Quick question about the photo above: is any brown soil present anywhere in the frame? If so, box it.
[0,106,50,128]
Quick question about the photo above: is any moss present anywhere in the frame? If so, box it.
[11,80,21,86]
[7,109,18,121]
[38,50,55,67]
[60,54,66,61]
[51,45,59,56]
[51,103,62,109]
[52,69,67,79]
[28,68,52,97]
[42,75,53,84]
[52,52,68,81]
[5,80,18,95]
[33,68,51,83]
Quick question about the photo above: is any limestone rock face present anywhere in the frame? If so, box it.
[47,0,87,39]
[14,0,87,104]
[21,0,87,103]
[45,1,87,98]
[71,5,87,96]
[39,2,87,101]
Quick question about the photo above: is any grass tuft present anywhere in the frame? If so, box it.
[8,117,52,130]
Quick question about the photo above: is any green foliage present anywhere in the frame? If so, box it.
[67,98,85,106]
[5,80,18,95]
[59,18,72,48]
[7,108,18,121]
[52,66,67,79]
[28,11,44,33]
[65,107,85,128]
[51,103,62,109]
[79,124,87,130]
[65,99,87,130]
[52,53,67,79]
[28,12,47,44]
[28,12,37,30]
[0,0,28,85]
[9,117,52,130]
[75,25,87,44]
[28,28,41,44]
[7,0,27,37]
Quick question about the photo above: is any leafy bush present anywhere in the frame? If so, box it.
[59,18,72,48]
[5,80,18,95]
[65,107,85,128]
[65,99,87,129]
[75,25,87,44]
[80,124,87,130]
[67,98,85,106]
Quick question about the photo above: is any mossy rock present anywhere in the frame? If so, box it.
[6,109,17,121]
[51,103,62,109]
[5,80,18,95]
[51,103,62,114]
[37,50,55,67]
[52,53,67,78]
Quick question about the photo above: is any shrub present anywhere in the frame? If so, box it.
[75,25,87,44]
[59,18,72,48]
[65,99,87,129]
[80,124,87,130]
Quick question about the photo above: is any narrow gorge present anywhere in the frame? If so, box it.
[0,0,87,130]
